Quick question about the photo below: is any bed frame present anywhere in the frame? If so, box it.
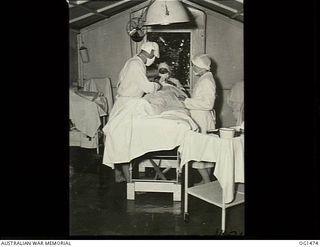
[127,148,182,201]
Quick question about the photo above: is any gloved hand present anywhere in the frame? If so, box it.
[155,82,163,91]
[177,95,186,101]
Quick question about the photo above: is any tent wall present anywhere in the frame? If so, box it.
[75,2,243,127]
[206,13,243,127]
[69,30,79,85]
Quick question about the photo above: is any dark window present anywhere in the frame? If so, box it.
[147,32,191,88]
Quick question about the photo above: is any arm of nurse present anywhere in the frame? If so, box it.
[183,80,216,110]
[132,60,160,93]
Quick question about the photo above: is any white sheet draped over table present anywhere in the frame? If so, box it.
[102,96,198,169]
[83,77,113,115]
[69,89,102,138]
[69,89,108,149]
[178,130,244,203]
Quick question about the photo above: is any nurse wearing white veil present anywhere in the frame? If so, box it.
[179,54,216,185]
[103,41,161,182]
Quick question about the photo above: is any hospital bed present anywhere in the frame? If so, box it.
[69,77,113,154]
[103,85,198,201]
[127,148,181,201]
[69,89,107,154]
[82,77,114,126]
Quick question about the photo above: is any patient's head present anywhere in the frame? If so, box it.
[158,62,171,81]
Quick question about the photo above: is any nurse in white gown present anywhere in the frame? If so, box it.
[103,41,161,182]
[179,54,216,185]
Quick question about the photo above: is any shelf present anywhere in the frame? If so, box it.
[187,180,244,208]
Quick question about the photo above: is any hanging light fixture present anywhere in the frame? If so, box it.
[79,35,89,63]
[79,46,89,63]
[144,0,190,26]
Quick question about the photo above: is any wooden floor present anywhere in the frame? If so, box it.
[69,147,245,236]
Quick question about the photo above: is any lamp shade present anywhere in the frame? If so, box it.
[144,0,190,25]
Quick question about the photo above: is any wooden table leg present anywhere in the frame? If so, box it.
[149,159,167,180]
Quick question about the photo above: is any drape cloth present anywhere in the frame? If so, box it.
[227,81,244,126]
[178,131,244,203]
[69,89,101,138]
[83,77,113,115]
[102,94,198,169]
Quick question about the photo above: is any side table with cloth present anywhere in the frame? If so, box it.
[178,130,244,233]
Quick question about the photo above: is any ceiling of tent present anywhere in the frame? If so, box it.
[69,0,243,31]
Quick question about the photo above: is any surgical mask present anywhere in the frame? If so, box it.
[159,73,169,80]
[193,68,205,76]
[146,56,155,66]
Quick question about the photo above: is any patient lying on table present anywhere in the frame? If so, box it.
[143,84,189,115]
[153,62,189,96]
[111,84,196,183]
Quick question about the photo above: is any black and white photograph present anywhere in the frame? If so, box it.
[1,0,318,243]
[69,0,244,236]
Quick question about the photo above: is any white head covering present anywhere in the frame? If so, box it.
[191,54,211,70]
[140,42,160,58]
[158,62,170,72]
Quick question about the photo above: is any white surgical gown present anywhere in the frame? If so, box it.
[117,55,159,98]
[103,55,160,167]
[183,72,216,169]
[227,81,244,126]
[108,55,160,120]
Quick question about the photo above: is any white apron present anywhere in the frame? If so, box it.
[184,72,216,169]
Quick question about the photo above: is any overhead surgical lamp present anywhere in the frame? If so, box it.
[144,0,190,26]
